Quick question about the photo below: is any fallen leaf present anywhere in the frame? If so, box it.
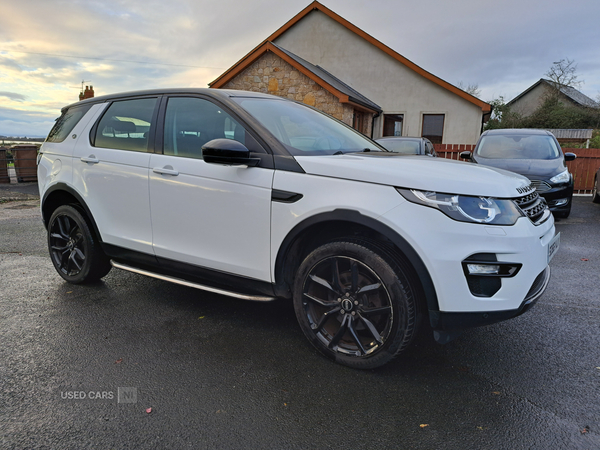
[420,424,429,428]
[492,391,501,395]
[198,316,205,319]
[146,407,152,414]
[66,291,72,294]
[115,358,123,364]
[581,258,589,261]
[581,426,589,434]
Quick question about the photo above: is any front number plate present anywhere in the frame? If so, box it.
[548,232,560,263]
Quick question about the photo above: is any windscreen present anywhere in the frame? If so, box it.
[476,134,562,160]
[233,97,383,156]
[379,139,421,154]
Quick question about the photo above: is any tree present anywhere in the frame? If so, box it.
[544,58,583,103]
[457,81,481,98]
[483,96,524,130]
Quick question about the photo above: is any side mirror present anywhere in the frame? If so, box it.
[202,139,260,167]
[564,152,576,162]
[460,151,472,161]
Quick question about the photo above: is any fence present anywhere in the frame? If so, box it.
[0,146,39,184]
[433,144,600,194]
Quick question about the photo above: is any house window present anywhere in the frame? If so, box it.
[383,114,403,136]
[353,111,364,134]
[422,114,444,144]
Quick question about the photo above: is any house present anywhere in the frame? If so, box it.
[508,78,598,117]
[210,1,491,144]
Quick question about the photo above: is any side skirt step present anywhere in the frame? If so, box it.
[110,261,277,302]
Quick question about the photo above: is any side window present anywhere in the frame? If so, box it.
[163,97,265,159]
[46,104,93,143]
[94,98,157,152]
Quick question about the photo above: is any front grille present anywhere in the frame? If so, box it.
[513,185,549,225]
[531,180,552,192]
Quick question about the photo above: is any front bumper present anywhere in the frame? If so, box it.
[537,182,574,212]
[429,265,549,332]
[379,199,556,322]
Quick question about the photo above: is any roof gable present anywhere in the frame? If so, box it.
[211,1,490,113]
[210,41,380,112]
[509,78,598,108]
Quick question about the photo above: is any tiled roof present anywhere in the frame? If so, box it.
[210,1,491,113]
[509,79,598,108]
[272,43,381,112]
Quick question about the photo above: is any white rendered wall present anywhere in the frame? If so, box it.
[274,10,484,143]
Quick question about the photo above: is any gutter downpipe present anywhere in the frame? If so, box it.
[481,105,493,134]
[371,111,382,139]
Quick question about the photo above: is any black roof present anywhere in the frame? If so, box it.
[63,88,279,111]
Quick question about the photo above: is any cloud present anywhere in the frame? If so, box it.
[0,0,599,136]
[0,106,56,137]
[0,91,27,102]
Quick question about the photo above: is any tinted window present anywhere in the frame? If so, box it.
[94,98,157,152]
[46,104,93,143]
[163,97,264,159]
[476,134,561,160]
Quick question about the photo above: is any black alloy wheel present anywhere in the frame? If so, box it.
[48,205,111,284]
[293,241,418,369]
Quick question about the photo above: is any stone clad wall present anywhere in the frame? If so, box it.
[222,52,370,134]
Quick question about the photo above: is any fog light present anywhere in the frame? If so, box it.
[467,264,501,275]
[553,198,568,206]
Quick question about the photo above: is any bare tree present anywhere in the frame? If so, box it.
[546,58,581,88]
[457,82,481,98]
[545,59,583,103]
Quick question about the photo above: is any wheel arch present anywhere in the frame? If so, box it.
[274,209,439,314]
[41,183,102,242]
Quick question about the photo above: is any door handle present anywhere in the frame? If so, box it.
[80,155,99,164]
[153,166,179,176]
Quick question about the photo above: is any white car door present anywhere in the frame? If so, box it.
[148,96,274,282]
[72,97,158,255]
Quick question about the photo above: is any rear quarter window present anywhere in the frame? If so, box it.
[46,104,93,143]
[93,98,157,152]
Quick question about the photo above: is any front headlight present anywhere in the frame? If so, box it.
[549,169,570,184]
[397,189,524,225]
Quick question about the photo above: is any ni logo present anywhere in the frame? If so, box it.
[118,387,138,404]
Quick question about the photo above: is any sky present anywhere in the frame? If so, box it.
[1,0,599,137]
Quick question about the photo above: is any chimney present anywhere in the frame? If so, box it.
[79,85,95,101]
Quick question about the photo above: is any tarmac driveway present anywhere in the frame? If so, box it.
[0,196,599,449]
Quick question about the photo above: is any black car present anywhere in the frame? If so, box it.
[461,129,576,218]
[593,166,600,203]
[375,136,437,156]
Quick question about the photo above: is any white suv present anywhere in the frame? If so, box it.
[38,89,559,369]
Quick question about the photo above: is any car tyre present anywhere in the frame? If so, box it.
[293,240,418,369]
[592,176,600,204]
[48,205,111,284]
